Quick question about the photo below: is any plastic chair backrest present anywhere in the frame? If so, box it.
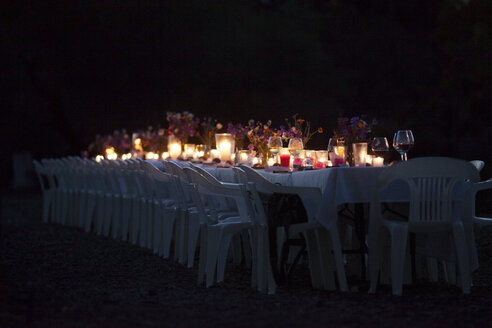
[183,167,251,223]
[235,166,322,222]
[372,157,480,225]
[140,161,176,200]
[470,160,484,173]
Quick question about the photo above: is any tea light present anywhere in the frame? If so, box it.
[373,156,384,167]
[95,155,104,162]
[366,154,373,165]
[168,136,182,159]
[121,153,132,160]
[184,144,195,159]
[267,157,275,167]
[237,150,250,164]
[168,143,181,159]
[105,147,116,159]
[194,144,205,159]
[210,149,220,160]
[161,152,170,160]
[252,157,260,165]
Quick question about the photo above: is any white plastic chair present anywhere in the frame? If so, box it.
[236,165,349,293]
[368,157,480,295]
[163,160,201,265]
[140,161,179,255]
[183,167,255,288]
[183,165,248,269]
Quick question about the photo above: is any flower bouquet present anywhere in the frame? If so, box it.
[166,111,200,144]
[333,115,377,166]
[246,119,275,164]
[198,116,223,151]
[278,113,323,148]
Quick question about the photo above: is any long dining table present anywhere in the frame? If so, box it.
[149,159,479,275]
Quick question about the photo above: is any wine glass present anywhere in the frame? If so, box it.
[371,137,390,157]
[288,137,304,155]
[268,136,283,162]
[327,138,334,152]
[393,130,414,161]
[288,137,304,170]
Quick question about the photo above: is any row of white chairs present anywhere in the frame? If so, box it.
[33,156,491,295]
[33,157,181,259]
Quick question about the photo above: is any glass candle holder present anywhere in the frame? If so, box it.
[194,144,205,159]
[237,150,250,165]
[215,133,235,162]
[168,135,182,159]
[278,148,291,168]
[184,143,195,159]
[315,150,329,169]
[352,142,368,167]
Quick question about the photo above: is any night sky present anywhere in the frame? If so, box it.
[2,0,491,182]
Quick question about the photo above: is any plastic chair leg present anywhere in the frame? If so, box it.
[146,201,154,249]
[139,203,148,248]
[241,230,252,268]
[389,225,408,296]
[178,211,189,265]
[152,206,162,255]
[304,229,323,289]
[197,225,208,285]
[161,209,177,259]
[130,199,140,245]
[187,212,201,268]
[206,227,222,287]
[452,224,471,294]
[216,234,234,283]
[120,199,132,241]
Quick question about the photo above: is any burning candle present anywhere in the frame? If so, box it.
[279,148,291,168]
[210,149,220,160]
[315,150,328,169]
[218,140,232,161]
[373,156,384,167]
[215,133,235,162]
[237,150,250,164]
[161,152,169,160]
[184,144,195,159]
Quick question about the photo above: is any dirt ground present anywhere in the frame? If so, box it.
[1,191,491,327]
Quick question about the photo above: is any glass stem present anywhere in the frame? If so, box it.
[400,153,405,161]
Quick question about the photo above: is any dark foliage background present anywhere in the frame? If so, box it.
[2,0,491,182]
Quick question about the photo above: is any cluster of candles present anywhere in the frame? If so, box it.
[97,133,385,169]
